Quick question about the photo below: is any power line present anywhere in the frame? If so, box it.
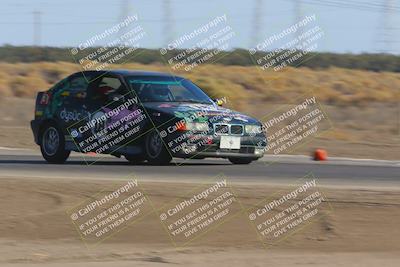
[376,0,397,53]
[318,0,400,9]
[296,0,400,12]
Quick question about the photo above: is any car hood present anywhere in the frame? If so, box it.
[142,102,260,124]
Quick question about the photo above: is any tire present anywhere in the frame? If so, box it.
[228,157,254,165]
[125,154,146,165]
[40,122,70,164]
[144,130,172,165]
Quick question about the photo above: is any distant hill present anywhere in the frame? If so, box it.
[1,45,400,73]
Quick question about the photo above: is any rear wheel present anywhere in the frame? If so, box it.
[228,157,254,165]
[145,130,172,165]
[40,123,70,164]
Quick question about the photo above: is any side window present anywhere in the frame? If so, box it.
[50,77,69,93]
[50,74,90,96]
[90,76,127,106]
[49,74,91,117]
[69,76,89,94]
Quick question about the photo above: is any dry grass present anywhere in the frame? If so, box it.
[0,62,399,107]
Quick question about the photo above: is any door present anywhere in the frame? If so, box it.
[79,75,145,154]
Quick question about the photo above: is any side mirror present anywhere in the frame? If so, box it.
[214,98,224,106]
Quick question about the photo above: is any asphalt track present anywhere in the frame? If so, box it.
[0,150,398,188]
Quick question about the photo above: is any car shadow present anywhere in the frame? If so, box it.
[0,159,231,166]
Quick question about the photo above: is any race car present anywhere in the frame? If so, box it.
[31,70,267,165]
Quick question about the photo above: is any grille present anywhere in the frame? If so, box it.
[214,124,229,135]
[213,124,244,135]
[230,125,244,135]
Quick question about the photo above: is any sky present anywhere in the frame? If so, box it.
[0,0,399,54]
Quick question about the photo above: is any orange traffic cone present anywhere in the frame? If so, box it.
[314,149,327,161]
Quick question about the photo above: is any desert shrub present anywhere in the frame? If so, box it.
[0,62,398,109]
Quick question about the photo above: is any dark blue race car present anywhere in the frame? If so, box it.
[31,70,267,165]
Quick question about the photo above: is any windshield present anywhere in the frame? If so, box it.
[126,76,214,104]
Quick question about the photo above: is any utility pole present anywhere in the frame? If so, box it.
[294,0,303,41]
[250,0,263,48]
[119,0,130,22]
[33,10,41,46]
[118,0,130,45]
[163,0,174,47]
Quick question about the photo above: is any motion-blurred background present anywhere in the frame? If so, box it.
[0,0,399,159]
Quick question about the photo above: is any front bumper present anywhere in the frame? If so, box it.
[168,133,267,159]
[175,146,265,159]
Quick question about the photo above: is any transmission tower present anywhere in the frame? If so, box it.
[163,0,174,46]
[250,0,263,47]
[119,0,130,22]
[294,0,303,40]
[33,10,41,46]
[118,0,130,45]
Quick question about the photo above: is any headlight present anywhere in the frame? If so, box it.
[245,125,262,135]
[185,122,209,132]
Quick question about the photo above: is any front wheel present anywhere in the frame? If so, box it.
[144,130,172,165]
[40,123,70,164]
[228,157,255,165]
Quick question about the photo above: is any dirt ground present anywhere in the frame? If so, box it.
[0,176,399,266]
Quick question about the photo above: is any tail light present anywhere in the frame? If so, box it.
[39,92,51,105]
[34,91,51,118]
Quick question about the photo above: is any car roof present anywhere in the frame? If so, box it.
[81,70,184,79]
